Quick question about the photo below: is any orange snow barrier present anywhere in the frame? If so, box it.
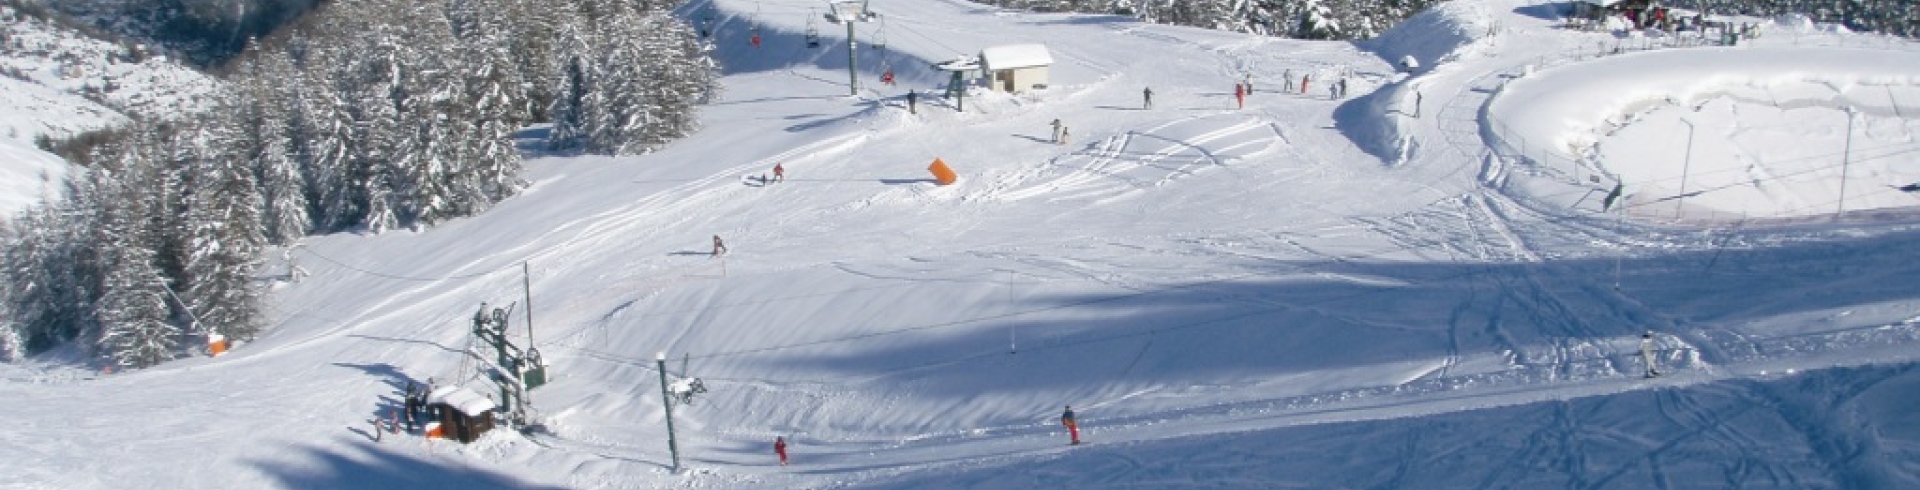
[928,158,957,185]
[207,334,228,357]
[425,422,445,439]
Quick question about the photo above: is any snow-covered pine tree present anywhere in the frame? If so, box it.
[0,316,22,363]
[229,43,314,244]
[459,42,530,208]
[583,8,657,156]
[93,234,180,369]
[182,122,267,342]
[86,166,181,370]
[633,11,718,150]
[546,1,716,156]
[1294,0,1341,39]
[547,20,597,152]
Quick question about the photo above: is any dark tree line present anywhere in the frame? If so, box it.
[0,0,717,367]
[978,0,1920,40]
[1673,0,1920,37]
[975,0,1444,40]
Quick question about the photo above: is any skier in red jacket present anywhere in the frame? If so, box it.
[775,436,789,465]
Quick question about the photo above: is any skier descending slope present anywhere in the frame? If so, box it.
[1640,331,1662,378]
[774,436,789,466]
[1061,405,1081,445]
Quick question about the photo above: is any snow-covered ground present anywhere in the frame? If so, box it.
[4,0,1920,489]
[0,6,222,216]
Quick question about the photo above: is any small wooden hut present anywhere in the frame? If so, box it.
[978,44,1053,93]
[427,386,497,443]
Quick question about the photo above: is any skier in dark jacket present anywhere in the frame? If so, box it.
[402,383,421,431]
[1061,405,1080,445]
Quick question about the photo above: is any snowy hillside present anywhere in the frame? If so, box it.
[4,0,1920,489]
[0,6,221,216]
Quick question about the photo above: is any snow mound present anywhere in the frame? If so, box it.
[1489,47,1920,218]
[1360,1,1498,75]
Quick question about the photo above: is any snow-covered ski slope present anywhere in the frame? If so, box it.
[7,0,1920,488]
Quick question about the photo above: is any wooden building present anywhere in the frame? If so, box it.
[979,44,1053,93]
[427,385,497,443]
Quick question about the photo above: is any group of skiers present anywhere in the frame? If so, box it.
[372,378,437,442]
[1040,73,1352,147]
[1275,69,1348,100]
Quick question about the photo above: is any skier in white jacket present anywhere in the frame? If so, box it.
[1639,331,1661,378]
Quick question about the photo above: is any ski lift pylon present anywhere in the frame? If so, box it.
[825,0,875,24]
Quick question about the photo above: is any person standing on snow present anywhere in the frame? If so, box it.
[1640,331,1662,378]
[1061,405,1081,445]
[773,163,785,183]
[424,377,439,418]
[1050,118,1063,143]
[1234,83,1245,109]
[1058,126,1070,146]
[1143,87,1154,109]
[402,382,421,431]
[775,436,790,466]
[712,235,728,257]
[907,90,919,114]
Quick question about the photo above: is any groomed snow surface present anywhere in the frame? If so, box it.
[5,0,1920,489]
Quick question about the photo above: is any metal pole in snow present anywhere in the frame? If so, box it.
[657,352,681,473]
[1838,108,1854,217]
[1676,119,1695,219]
[523,262,535,342]
[847,19,858,96]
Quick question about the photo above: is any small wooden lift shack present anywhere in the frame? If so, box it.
[427,385,497,443]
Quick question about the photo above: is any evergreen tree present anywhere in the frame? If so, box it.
[182,123,267,341]
[230,45,314,244]
[0,317,22,363]
[86,167,181,370]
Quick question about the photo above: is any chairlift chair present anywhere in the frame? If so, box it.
[806,10,822,48]
[699,7,715,38]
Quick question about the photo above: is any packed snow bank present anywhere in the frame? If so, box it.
[1359,1,1498,76]
[1343,0,1502,164]
[1489,47,1920,219]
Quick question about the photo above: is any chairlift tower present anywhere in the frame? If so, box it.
[471,302,547,427]
[827,0,877,96]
